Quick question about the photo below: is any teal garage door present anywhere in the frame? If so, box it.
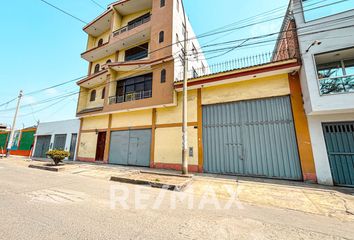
[203,96,302,180]
[323,122,354,187]
[33,136,51,158]
[109,129,151,167]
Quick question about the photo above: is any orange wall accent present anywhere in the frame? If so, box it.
[289,73,317,182]
[154,163,199,173]
[197,89,204,173]
[9,150,31,157]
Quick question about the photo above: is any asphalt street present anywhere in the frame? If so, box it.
[0,159,354,240]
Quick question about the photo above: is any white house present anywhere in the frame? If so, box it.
[32,119,80,161]
[290,0,354,186]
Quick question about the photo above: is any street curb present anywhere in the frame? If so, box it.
[28,164,65,172]
[110,175,192,191]
[139,170,193,178]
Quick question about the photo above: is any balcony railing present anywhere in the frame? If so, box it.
[319,74,354,95]
[109,90,152,104]
[177,48,297,81]
[112,14,151,37]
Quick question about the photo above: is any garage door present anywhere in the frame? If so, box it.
[109,129,151,167]
[33,136,51,158]
[203,96,302,180]
[323,122,354,187]
[53,134,67,150]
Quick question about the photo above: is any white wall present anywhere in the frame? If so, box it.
[172,0,208,82]
[307,113,354,185]
[33,119,80,160]
[291,0,354,185]
[292,0,354,115]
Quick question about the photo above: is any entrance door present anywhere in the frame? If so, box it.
[69,134,77,161]
[109,129,151,167]
[203,96,302,180]
[33,135,51,158]
[53,134,67,150]
[95,132,106,161]
[323,122,354,187]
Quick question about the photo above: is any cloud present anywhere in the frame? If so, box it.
[250,22,280,38]
[44,88,59,96]
[22,96,36,105]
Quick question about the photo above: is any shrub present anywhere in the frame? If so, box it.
[46,150,70,166]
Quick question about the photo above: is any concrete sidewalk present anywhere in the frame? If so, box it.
[3,156,354,221]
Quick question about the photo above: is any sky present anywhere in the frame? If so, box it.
[0,0,351,129]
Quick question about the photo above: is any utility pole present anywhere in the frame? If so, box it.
[6,90,23,158]
[181,1,188,175]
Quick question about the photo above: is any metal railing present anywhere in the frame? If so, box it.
[319,74,354,95]
[109,90,152,104]
[112,14,151,37]
[178,48,297,81]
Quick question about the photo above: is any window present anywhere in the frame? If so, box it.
[160,0,165,7]
[97,39,103,47]
[302,0,354,22]
[90,90,96,102]
[101,87,106,99]
[177,0,179,12]
[106,59,112,64]
[127,13,151,30]
[315,48,354,95]
[125,43,149,61]
[161,69,166,83]
[159,31,165,43]
[94,64,100,73]
[114,73,153,103]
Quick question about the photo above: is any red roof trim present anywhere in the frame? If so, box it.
[83,9,113,31]
[77,69,109,85]
[174,61,300,89]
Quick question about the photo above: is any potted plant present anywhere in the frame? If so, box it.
[46,150,70,166]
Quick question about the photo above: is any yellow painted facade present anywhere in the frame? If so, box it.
[201,74,290,105]
[91,54,116,74]
[111,109,153,128]
[78,132,98,158]
[86,85,106,109]
[156,90,197,124]
[82,115,109,130]
[154,126,198,165]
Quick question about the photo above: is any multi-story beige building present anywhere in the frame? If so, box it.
[76,0,207,168]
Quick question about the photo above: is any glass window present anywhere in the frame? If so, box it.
[101,88,105,99]
[97,39,103,47]
[161,69,166,83]
[302,0,354,22]
[160,0,165,7]
[94,64,100,73]
[344,59,354,75]
[125,43,149,61]
[317,61,343,79]
[90,90,96,102]
[159,31,165,43]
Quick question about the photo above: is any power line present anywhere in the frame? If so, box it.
[38,0,88,24]
[89,0,106,10]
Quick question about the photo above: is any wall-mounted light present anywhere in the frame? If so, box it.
[95,129,98,135]
[305,40,322,53]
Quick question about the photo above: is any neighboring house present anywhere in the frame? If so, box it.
[76,0,207,164]
[74,0,318,182]
[0,127,36,156]
[32,119,80,160]
[276,0,354,186]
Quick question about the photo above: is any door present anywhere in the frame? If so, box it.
[69,134,77,161]
[109,129,151,167]
[95,132,106,161]
[53,134,67,150]
[323,122,354,187]
[203,96,302,180]
[33,135,51,158]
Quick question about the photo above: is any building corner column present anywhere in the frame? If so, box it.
[76,118,84,161]
[103,114,113,163]
[197,88,204,173]
[150,108,157,168]
[288,73,317,182]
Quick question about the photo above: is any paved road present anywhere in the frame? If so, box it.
[0,160,354,240]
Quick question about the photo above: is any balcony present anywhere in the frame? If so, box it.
[109,90,152,104]
[319,75,354,95]
[112,14,151,37]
